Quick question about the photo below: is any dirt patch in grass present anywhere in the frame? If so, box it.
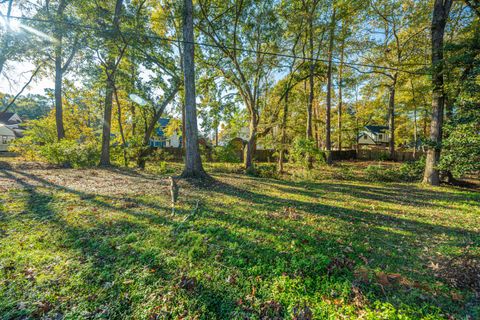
[433,254,480,295]
[0,161,169,196]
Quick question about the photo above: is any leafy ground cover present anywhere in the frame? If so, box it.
[0,160,479,319]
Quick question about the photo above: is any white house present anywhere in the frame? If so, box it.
[0,125,16,151]
[358,125,390,147]
[0,112,23,151]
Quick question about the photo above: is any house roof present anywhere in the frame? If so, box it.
[13,129,24,138]
[158,118,170,127]
[0,112,20,125]
[365,125,389,134]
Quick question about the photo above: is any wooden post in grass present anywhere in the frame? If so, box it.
[170,176,178,215]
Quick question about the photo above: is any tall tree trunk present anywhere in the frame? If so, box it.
[306,15,315,169]
[388,76,397,160]
[181,98,186,149]
[181,0,207,178]
[423,0,453,185]
[355,115,360,153]
[114,87,128,167]
[53,0,67,141]
[278,89,289,174]
[337,39,344,151]
[244,110,257,171]
[54,37,65,140]
[325,9,335,165]
[313,102,319,148]
[410,80,418,158]
[99,0,123,167]
[100,67,115,166]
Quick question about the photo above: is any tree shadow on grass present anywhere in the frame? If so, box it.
[0,167,241,319]
[1,165,478,318]
[207,178,479,315]
[213,172,479,211]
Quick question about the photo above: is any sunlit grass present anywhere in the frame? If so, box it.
[0,161,479,319]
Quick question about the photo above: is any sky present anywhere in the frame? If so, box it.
[0,60,54,95]
[0,2,54,95]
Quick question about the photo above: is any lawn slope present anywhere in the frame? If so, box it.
[0,161,479,319]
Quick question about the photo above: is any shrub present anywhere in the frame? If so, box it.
[289,137,324,166]
[397,157,425,181]
[39,140,100,168]
[365,159,424,182]
[212,145,242,163]
[439,122,480,177]
[246,163,278,179]
[332,165,356,180]
[11,110,100,167]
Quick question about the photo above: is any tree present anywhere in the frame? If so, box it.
[45,0,81,141]
[197,77,238,146]
[197,0,280,171]
[181,0,207,178]
[302,0,326,168]
[423,0,453,185]
[367,0,430,159]
[99,0,125,166]
[325,7,336,165]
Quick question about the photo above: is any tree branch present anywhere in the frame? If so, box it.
[2,63,44,113]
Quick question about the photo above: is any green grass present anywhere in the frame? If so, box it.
[0,161,479,319]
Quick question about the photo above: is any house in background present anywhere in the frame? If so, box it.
[149,118,182,148]
[0,112,24,151]
[358,125,390,148]
[220,126,268,151]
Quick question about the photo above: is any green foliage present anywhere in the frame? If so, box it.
[39,140,100,168]
[0,93,51,120]
[212,145,241,163]
[289,137,324,166]
[439,122,480,177]
[246,163,278,179]
[11,112,99,167]
[365,159,425,182]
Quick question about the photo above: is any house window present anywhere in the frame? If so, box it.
[363,134,367,140]
[2,136,7,144]
[378,134,383,140]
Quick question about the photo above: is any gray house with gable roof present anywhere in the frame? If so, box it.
[357,125,390,147]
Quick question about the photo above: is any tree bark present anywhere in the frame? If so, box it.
[423,0,453,185]
[337,39,344,151]
[53,0,67,141]
[388,76,397,160]
[181,0,207,178]
[278,89,289,173]
[54,36,65,140]
[325,9,335,165]
[410,80,418,158]
[100,67,115,166]
[244,110,257,171]
[99,0,124,166]
[305,13,315,169]
[114,86,128,167]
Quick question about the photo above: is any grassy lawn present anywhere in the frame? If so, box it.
[0,160,479,319]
